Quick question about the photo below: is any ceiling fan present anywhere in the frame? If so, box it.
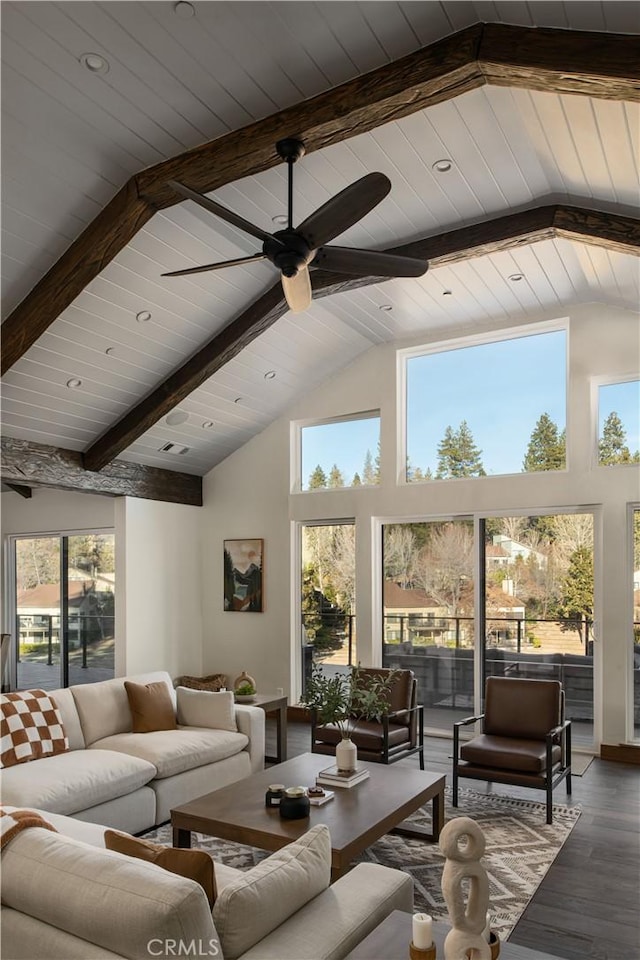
[162,138,428,313]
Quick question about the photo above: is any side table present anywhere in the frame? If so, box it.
[244,692,288,764]
[344,911,563,960]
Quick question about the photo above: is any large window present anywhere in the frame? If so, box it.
[13,532,115,690]
[598,379,640,465]
[405,329,567,481]
[300,412,380,491]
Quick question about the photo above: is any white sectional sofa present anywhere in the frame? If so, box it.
[1,672,264,833]
[1,811,413,960]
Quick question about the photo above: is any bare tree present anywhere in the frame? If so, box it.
[383,525,418,587]
[413,522,473,613]
[330,524,356,613]
[551,514,594,567]
[500,516,526,543]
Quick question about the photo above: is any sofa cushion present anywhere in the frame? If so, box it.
[213,823,331,960]
[90,727,249,779]
[1,828,217,960]
[0,749,156,814]
[47,688,85,750]
[71,672,175,746]
[104,829,217,907]
[177,687,237,731]
[124,680,177,733]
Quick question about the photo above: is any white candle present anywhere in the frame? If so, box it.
[482,912,491,942]
[412,913,433,950]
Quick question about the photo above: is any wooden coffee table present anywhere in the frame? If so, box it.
[171,753,445,881]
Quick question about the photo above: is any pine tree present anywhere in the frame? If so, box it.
[308,465,327,489]
[557,546,594,647]
[523,413,565,471]
[373,440,382,484]
[436,426,457,479]
[412,467,424,482]
[599,411,632,464]
[362,449,376,485]
[436,423,484,478]
[328,464,345,488]
[351,472,361,486]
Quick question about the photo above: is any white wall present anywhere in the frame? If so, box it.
[1,487,115,537]
[201,302,640,747]
[115,497,203,679]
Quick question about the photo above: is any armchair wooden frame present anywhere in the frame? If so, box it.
[452,702,572,824]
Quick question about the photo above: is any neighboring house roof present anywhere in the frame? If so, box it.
[17,581,94,609]
[384,581,525,614]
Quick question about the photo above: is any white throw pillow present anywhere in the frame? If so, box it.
[176,687,237,732]
[213,824,331,959]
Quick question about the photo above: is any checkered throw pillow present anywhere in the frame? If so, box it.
[0,690,69,768]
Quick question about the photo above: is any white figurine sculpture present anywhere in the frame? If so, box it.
[440,817,492,960]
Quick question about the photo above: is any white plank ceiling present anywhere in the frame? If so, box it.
[1,2,639,476]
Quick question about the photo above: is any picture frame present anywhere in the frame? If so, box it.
[223,539,264,612]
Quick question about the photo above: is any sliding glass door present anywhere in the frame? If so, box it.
[12,532,115,691]
[382,518,475,731]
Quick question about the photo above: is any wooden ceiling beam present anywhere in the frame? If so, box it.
[1,437,202,506]
[82,203,639,472]
[2,24,638,376]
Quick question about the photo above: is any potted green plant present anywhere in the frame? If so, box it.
[300,664,397,773]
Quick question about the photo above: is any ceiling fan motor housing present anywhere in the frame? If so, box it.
[264,229,314,277]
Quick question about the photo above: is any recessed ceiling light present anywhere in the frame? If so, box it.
[202,420,215,429]
[66,378,82,389]
[432,159,452,173]
[378,304,393,312]
[442,290,453,297]
[272,215,288,225]
[136,311,152,322]
[264,370,276,380]
[173,1,195,18]
[105,347,116,356]
[80,53,109,75]
[234,397,243,404]
[508,274,524,282]
[166,411,189,426]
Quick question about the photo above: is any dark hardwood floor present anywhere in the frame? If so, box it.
[267,720,640,960]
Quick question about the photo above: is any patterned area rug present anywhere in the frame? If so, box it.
[145,787,580,941]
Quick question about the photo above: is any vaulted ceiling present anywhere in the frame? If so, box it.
[1,2,639,503]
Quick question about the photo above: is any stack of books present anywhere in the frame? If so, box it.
[316,764,370,789]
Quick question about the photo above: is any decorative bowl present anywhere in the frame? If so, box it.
[234,694,256,703]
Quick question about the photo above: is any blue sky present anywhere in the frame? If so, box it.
[599,380,640,452]
[302,416,380,487]
[406,330,567,475]
[300,332,639,486]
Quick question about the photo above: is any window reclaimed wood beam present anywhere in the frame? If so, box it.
[1,438,202,506]
[2,24,638,375]
[82,204,639,472]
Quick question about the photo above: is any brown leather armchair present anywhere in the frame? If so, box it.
[311,667,424,768]
[452,676,571,823]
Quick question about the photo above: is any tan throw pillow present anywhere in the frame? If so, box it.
[124,680,176,733]
[104,830,216,908]
[176,687,237,732]
[213,824,331,960]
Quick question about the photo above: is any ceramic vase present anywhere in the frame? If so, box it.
[336,736,358,774]
[233,670,256,692]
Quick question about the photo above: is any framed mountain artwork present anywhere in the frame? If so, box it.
[223,539,263,612]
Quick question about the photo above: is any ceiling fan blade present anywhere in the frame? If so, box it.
[168,180,278,245]
[282,268,312,313]
[296,172,391,249]
[161,253,266,277]
[313,245,428,278]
